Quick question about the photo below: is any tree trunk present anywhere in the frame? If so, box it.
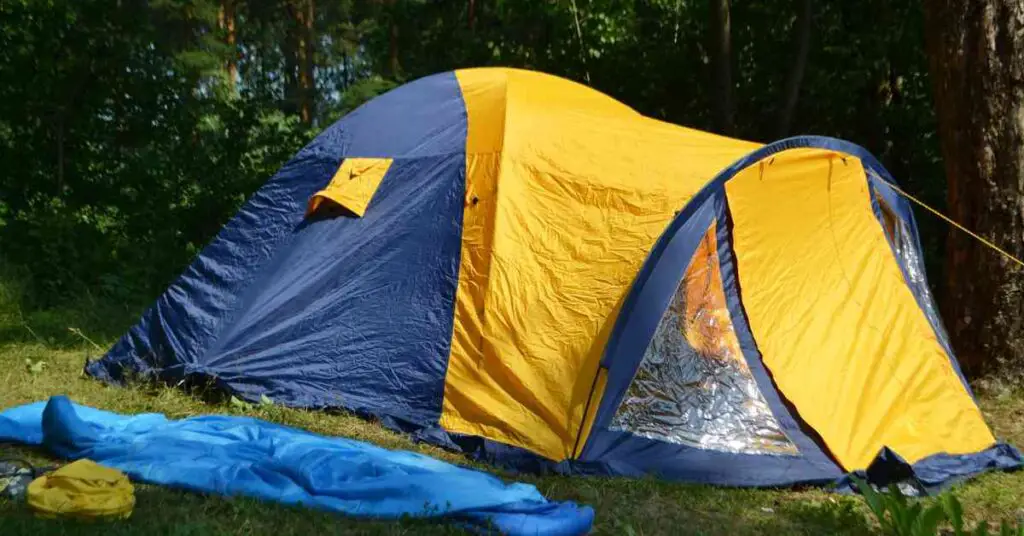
[283,3,299,117]
[376,0,399,77]
[709,0,734,135]
[882,64,909,181]
[388,16,400,77]
[218,0,237,92]
[284,0,314,124]
[777,0,811,138]
[55,112,64,195]
[924,0,1024,379]
[297,0,315,124]
[468,0,476,31]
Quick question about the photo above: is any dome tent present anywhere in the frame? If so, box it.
[87,68,1021,490]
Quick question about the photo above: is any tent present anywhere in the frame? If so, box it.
[87,67,1021,490]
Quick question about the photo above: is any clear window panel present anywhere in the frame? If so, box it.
[872,183,951,347]
[610,221,799,456]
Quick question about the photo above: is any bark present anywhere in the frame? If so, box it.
[388,15,400,77]
[883,65,911,182]
[283,3,299,117]
[924,0,1024,378]
[709,0,734,134]
[375,0,399,77]
[468,0,476,31]
[284,0,315,124]
[218,0,237,92]
[777,0,811,138]
[297,0,315,124]
[55,113,64,195]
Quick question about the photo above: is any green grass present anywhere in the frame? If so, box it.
[1,278,1022,534]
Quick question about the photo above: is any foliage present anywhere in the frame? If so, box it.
[853,476,946,536]
[850,476,1024,536]
[0,0,949,316]
[0,0,311,304]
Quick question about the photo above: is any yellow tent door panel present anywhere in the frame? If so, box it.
[724,149,994,470]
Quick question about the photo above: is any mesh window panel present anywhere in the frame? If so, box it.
[609,221,799,456]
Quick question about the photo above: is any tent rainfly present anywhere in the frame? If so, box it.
[87,68,1023,491]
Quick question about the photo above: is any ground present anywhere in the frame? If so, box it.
[0,293,1022,535]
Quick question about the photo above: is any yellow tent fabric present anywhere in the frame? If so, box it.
[27,459,135,519]
[725,149,994,469]
[307,157,393,217]
[440,68,759,460]
[436,68,999,474]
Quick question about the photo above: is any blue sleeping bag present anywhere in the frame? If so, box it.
[0,396,593,535]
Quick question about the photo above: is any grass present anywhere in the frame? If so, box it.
[0,275,1022,534]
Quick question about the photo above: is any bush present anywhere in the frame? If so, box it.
[0,98,312,306]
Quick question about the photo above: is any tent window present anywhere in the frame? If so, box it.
[873,188,930,283]
[872,185,949,341]
[609,221,798,456]
[307,157,393,218]
[877,194,901,248]
[874,187,936,289]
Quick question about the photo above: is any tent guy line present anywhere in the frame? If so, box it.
[867,169,1024,269]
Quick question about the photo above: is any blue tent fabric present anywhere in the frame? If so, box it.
[0,396,594,536]
[85,71,469,422]
[832,444,1022,496]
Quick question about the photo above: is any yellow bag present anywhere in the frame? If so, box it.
[27,459,135,519]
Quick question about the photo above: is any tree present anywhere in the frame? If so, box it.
[777,0,811,138]
[218,0,238,92]
[924,0,1024,379]
[298,0,315,124]
[0,0,956,313]
[709,0,734,134]
[386,0,400,77]
[284,0,316,124]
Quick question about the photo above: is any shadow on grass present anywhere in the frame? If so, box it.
[778,497,873,534]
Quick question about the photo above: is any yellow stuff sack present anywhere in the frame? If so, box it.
[27,459,135,519]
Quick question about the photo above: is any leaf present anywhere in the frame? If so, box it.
[889,484,909,509]
[259,394,274,407]
[907,500,923,521]
[998,520,1023,536]
[882,484,917,535]
[229,396,251,410]
[24,359,46,374]
[941,494,966,535]
[852,476,887,523]
[911,503,947,536]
